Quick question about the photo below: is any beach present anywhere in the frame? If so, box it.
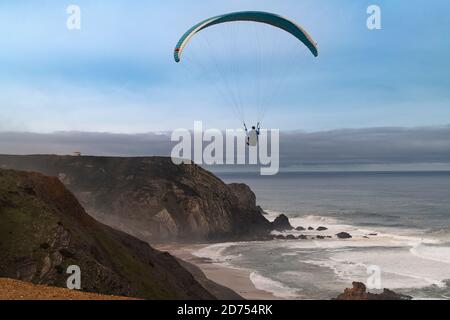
[155,243,278,300]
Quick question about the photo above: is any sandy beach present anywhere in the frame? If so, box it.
[155,243,277,300]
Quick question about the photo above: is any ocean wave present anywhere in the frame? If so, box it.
[372,230,441,246]
[192,242,242,266]
[263,209,286,221]
[410,243,450,265]
[302,258,368,283]
[302,256,446,290]
[249,272,300,299]
[194,209,450,299]
[302,215,339,224]
[265,206,440,248]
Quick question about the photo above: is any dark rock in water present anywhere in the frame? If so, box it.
[295,226,306,231]
[369,233,378,236]
[316,235,326,240]
[334,282,412,300]
[271,214,293,231]
[286,234,296,240]
[326,236,332,239]
[336,232,352,239]
[316,226,328,231]
[308,227,314,231]
[298,235,308,240]
[363,236,370,239]
[274,235,286,240]
[377,289,413,300]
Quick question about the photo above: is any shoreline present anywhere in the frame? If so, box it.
[155,243,279,300]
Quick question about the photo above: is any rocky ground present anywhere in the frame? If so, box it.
[334,282,412,300]
[0,278,134,300]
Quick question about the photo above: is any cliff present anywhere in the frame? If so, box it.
[0,168,241,299]
[0,155,271,242]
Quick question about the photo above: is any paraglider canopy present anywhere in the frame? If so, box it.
[174,11,318,63]
[173,11,318,124]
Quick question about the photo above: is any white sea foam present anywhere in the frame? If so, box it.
[301,258,368,283]
[194,210,450,299]
[194,242,303,298]
[249,272,300,299]
[264,209,286,221]
[303,243,450,290]
[281,212,449,294]
[192,242,242,267]
[410,243,450,264]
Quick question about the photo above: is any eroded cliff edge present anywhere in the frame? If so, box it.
[0,155,271,242]
[0,168,241,299]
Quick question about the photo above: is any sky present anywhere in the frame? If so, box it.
[0,0,449,133]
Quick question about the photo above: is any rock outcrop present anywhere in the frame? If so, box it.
[0,168,240,299]
[334,282,412,300]
[0,155,271,242]
[227,183,256,210]
[336,232,352,239]
[271,214,293,231]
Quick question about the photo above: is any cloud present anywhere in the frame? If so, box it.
[279,126,450,167]
[1,126,449,170]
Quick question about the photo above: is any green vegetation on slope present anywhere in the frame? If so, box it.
[0,169,215,299]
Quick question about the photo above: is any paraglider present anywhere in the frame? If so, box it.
[173,11,318,136]
[244,122,261,147]
[174,11,318,63]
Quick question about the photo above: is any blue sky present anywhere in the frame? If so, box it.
[0,0,449,133]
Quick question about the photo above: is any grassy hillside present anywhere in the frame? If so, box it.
[0,168,218,299]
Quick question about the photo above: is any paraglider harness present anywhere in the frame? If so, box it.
[244,122,261,146]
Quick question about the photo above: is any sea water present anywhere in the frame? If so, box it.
[194,171,450,299]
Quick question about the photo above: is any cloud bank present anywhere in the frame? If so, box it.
[1,126,449,171]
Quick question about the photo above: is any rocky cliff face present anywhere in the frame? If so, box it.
[0,168,241,299]
[0,155,271,242]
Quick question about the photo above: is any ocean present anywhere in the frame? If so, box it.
[195,171,450,299]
